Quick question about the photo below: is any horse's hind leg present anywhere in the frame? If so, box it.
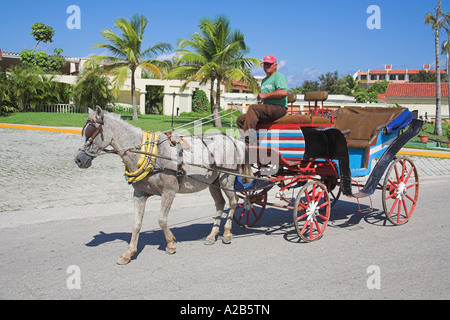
[205,182,226,245]
[117,192,148,265]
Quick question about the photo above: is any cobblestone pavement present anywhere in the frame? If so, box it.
[0,127,132,212]
[1,127,450,213]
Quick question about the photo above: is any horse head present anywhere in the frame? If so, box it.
[75,106,113,169]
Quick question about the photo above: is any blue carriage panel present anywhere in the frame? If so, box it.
[350,126,400,177]
[257,127,306,162]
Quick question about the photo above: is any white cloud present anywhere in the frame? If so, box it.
[157,52,178,61]
[302,67,322,79]
[277,59,287,70]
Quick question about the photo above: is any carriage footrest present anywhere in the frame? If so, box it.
[352,192,373,214]
[234,176,274,193]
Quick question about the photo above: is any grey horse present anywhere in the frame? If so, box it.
[75,107,251,265]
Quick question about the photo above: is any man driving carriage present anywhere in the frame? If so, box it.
[237,55,290,138]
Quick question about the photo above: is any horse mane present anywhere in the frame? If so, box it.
[103,110,143,136]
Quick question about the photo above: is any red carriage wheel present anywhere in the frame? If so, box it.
[293,180,331,242]
[382,157,419,226]
[233,189,268,227]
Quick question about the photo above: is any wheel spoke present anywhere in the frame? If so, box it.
[389,198,399,217]
[405,194,416,203]
[404,167,413,184]
[402,199,410,219]
[297,213,308,221]
[386,192,398,200]
[406,182,418,190]
[397,197,402,224]
[297,201,308,210]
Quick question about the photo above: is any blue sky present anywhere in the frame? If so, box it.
[1,0,449,88]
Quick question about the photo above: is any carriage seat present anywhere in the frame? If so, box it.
[270,92,332,125]
[273,115,332,125]
[333,107,405,149]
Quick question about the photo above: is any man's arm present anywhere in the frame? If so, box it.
[258,89,289,101]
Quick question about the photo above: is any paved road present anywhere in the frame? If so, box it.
[1,127,449,301]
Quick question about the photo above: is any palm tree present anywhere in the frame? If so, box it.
[425,0,444,136]
[167,15,260,127]
[88,14,172,121]
[8,66,41,110]
[442,12,450,121]
[73,72,116,113]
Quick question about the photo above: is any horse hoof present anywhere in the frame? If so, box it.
[204,237,216,246]
[222,236,232,245]
[117,256,131,265]
[166,247,176,255]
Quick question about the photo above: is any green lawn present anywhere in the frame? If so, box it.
[2,112,448,149]
[407,121,450,148]
[0,112,241,134]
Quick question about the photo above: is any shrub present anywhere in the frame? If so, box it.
[191,89,210,113]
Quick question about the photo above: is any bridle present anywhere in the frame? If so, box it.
[80,118,104,157]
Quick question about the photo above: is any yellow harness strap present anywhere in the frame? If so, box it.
[125,131,159,183]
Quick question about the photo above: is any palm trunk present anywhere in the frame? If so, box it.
[447,52,450,121]
[131,68,138,121]
[434,0,443,136]
[209,79,215,114]
[214,77,223,128]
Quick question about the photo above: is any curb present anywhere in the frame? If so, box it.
[0,123,82,135]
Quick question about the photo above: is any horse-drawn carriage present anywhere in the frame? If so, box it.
[233,92,422,242]
[75,92,423,263]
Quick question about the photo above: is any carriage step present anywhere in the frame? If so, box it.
[353,192,373,214]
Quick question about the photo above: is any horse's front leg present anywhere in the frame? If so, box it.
[159,191,177,255]
[222,188,238,244]
[117,191,148,265]
[205,183,226,245]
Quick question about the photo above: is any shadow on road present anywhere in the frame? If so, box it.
[84,199,393,260]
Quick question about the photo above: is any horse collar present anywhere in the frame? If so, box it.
[125,131,159,184]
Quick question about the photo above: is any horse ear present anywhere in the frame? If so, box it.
[88,108,94,115]
[95,106,103,119]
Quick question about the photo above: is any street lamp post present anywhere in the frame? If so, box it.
[171,92,176,131]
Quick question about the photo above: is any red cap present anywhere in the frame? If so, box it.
[263,55,277,64]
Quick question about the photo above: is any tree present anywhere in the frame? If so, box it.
[442,12,450,121]
[425,0,444,136]
[191,89,210,113]
[168,15,260,127]
[73,73,115,113]
[88,14,172,121]
[318,71,340,94]
[145,85,164,114]
[0,70,17,113]
[20,23,65,73]
[20,48,65,72]
[291,80,320,94]
[31,22,55,51]
[409,70,448,82]
[7,66,41,110]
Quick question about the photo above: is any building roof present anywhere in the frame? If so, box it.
[385,82,449,98]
